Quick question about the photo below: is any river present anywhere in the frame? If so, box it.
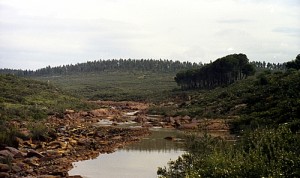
[68,128,185,178]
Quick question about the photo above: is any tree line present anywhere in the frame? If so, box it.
[1,55,296,78]
[174,54,256,90]
[250,61,286,70]
[285,54,300,70]
[0,59,201,76]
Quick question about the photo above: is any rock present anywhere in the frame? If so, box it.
[134,115,147,123]
[38,175,60,178]
[15,137,24,145]
[48,141,67,149]
[79,111,89,117]
[5,147,25,158]
[111,136,122,140]
[69,139,77,146]
[64,109,75,114]
[67,175,83,178]
[164,136,174,140]
[174,120,181,127]
[142,123,153,128]
[0,172,9,178]
[11,164,22,172]
[0,150,14,158]
[178,123,198,129]
[65,114,73,120]
[90,109,109,117]
[182,115,191,121]
[27,149,44,158]
[0,163,10,172]
[24,157,40,166]
[14,151,26,158]
[168,117,175,124]
[5,147,19,155]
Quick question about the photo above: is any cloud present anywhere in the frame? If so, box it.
[217,19,253,24]
[0,0,299,69]
[273,27,300,36]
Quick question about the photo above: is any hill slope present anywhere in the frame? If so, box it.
[0,74,92,121]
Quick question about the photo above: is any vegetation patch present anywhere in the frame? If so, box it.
[158,125,300,178]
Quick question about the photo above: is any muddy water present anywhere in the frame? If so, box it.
[68,128,185,178]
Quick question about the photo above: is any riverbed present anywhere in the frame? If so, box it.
[68,128,185,178]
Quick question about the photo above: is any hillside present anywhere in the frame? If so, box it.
[0,74,93,121]
[157,56,300,178]
[32,71,178,102]
[166,70,300,130]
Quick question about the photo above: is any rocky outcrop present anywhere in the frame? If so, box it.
[0,109,149,178]
[0,101,230,177]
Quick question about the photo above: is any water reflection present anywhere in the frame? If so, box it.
[69,128,185,178]
[123,128,184,152]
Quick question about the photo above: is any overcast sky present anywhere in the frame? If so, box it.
[0,0,299,70]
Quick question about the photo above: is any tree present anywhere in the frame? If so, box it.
[286,54,300,70]
[174,53,255,90]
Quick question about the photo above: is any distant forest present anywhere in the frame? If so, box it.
[0,56,288,77]
[0,59,201,76]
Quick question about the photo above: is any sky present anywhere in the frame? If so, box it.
[0,0,299,70]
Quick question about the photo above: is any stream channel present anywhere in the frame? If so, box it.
[68,127,185,178]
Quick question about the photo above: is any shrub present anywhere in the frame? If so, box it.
[29,122,49,141]
[0,125,22,148]
[158,125,300,178]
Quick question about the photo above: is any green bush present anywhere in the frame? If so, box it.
[29,122,49,141]
[158,125,300,178]
[0,125,23,148]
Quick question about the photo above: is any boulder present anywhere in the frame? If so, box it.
[0,172,9,178]
[11,164,22,172]
[5,147,25,158]
[5,146,19,155]
[0,163,10,172]
[178,123,198,130]
[27,149,44,158]
[24,157,40,167]
[0,150,14,158]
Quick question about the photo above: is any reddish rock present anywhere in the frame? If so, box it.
[178,123,198,130]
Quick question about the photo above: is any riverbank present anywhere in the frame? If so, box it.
[0,104,150,177]
[0,101,231,177]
